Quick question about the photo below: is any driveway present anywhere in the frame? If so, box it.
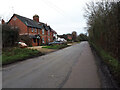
[3,41,101,88]
[28,46,56,54]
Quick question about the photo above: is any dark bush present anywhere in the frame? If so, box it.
[77,33,88,41]
[2,24,19,48]
[19,35,32,46]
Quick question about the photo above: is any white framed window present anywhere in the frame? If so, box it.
[42,38,44,43]
[31,28,34,32]
[35,28,37,33]
[38,29,40,34]
[48,38,50,42]
[42,29,44,34]
[53,34,56,36]
[25,21,28,25]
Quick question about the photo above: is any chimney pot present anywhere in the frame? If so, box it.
[1,19,5,24]
[33,14,39,22]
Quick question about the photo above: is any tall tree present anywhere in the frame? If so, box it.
[84,1,120,60]
[72,31,77,42]
[2,24,19,48]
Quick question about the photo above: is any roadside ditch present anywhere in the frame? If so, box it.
[91,46,119,88]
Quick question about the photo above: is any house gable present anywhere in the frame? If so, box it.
[7,14,57,46]
[8,15,28,35]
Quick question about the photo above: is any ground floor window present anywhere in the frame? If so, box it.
[42,38,44,43]
[48,38,50,42]
[33,38,36,43]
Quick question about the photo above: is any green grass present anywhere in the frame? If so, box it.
[2,47,42,65]
[42,44,69,49]
[89,41,120,86]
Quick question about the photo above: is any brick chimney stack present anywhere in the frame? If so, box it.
[1,19,5,24]
[33,14,39,22]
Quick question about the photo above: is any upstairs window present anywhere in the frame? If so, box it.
[53,34,56,36]
[42,29,44,35]
[31,28,34,32]
[35,28,37,33]
[38,29,40,34]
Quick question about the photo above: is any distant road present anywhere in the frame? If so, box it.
[3,41,101,88]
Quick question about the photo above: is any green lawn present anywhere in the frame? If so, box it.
[42,44,69,49]
[2,47,43,65]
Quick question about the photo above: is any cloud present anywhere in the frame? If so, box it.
[0,0,91,35]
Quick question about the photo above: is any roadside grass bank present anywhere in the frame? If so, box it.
[89,41,120,87]
[42,44,70,49]
[2,47,43,65]
[2,43,76,66]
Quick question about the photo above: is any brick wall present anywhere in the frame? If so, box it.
[28,27,38,35]
[8,15,55,46]
[67,35,72,40]
[9,16,28,35]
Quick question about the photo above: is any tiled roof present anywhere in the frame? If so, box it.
[8,14,57,32]
[14,14,43,29]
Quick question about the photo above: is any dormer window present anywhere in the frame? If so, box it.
[25,21,28,25]
[42,29,44,34]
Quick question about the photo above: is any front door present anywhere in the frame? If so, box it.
[37,39,39,46]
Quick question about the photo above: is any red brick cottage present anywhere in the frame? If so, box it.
[7,14,57,46]
[67,34,72,40]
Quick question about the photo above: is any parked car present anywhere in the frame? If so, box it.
[17,42,27,48]
[48,41,63,45]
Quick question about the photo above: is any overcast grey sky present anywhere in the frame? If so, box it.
[0,0,94,35]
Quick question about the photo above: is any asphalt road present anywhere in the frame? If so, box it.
[3,41,101,88]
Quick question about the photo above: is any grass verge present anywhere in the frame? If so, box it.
[42,44,70,49]
[2,47,43,65]
[89,41,120,86]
